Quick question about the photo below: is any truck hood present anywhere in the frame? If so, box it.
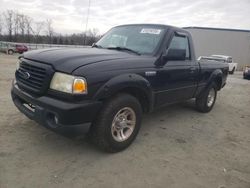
[23,47,137,73]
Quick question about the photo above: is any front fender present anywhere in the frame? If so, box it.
[93,73,154,109]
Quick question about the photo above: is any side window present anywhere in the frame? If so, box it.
[168,35,190,60]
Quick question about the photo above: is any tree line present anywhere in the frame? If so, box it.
[0,10,101,45]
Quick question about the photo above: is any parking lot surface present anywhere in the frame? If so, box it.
[0,53,250,188]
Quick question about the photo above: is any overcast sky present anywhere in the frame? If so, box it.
[0,0,249,34]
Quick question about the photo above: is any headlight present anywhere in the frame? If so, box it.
[50,72,87,94]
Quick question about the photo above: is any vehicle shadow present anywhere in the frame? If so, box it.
[22,99,198,153]
[52,99,197,139]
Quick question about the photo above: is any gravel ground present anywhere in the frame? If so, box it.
[0,53,250,188]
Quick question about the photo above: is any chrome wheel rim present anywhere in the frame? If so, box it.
[111,107,136,142]
[207,88,215,107]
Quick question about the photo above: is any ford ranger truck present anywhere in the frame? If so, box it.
[11,24,228,152]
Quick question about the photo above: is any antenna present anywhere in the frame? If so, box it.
[84,0,91,45]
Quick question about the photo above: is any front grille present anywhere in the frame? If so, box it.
[16,59,54,95]
[18,61,46,89]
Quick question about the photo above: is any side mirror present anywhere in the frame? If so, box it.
[163,49,186,61]
[91,43,96,47]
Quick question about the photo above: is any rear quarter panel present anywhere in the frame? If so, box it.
[195,60,228,96]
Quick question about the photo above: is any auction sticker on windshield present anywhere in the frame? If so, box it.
[140,28,162,35]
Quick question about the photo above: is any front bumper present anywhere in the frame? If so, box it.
[11,82,102,130]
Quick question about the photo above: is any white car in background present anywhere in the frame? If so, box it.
[211,55,238,74]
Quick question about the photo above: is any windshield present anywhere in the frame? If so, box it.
[96,25,166,54]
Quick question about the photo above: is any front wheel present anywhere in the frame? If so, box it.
[196,83,217,113]
[89,93,142,152]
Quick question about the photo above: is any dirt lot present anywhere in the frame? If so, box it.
[0,53,250,188]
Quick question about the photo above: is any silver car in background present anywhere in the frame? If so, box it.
[0,42,15,55]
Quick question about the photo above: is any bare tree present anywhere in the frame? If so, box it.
[0,9,100,45]
[85,28,99,45]
[46,19,54,44]
[4,10,15,41]
[0,14,3,37]
[33,21,44,44]
[19,14,26,37]
[25,16,33,42]
[13,11,20,41]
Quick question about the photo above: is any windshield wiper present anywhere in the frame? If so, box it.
[92,43,103,48]
[107,46,141,55]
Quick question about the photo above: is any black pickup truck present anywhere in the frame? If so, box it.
[11,24,228,152]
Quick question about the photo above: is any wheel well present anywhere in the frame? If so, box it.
[214,76,222,90]
[111,87,150,113]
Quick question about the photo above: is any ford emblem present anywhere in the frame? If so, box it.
[18,70,30,80]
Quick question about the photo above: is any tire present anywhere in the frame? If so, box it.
[229,67,235,74]
[8,49,14,55]
[89,93,142,152]
[243,75,249,80]
[196,83,217,113]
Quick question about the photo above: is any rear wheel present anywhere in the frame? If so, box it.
[89,93,142,152]
[8,49,14,55]
[229,67,235,74]
[196,83,217,113]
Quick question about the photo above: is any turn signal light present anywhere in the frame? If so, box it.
[73,79,87,94]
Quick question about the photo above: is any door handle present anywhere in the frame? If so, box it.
[189,67,196,73]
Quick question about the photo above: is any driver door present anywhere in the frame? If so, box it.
[153,33,198,107]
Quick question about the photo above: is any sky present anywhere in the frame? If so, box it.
[0,0,249,35]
